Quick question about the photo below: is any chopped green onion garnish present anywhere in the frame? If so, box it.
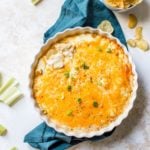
[4,90,22,106]
[0,124,7,136]
[75,67,79,70]
[98,80,103,86]
[67,110,73,116]
[67,85,72,92]
[77,98,82,104]
[32,0,42,5]
[71,77,75,81]
[64,72,70,78]
[81,63,89,70]
[106,48,112,53]
[97,47,102,52]
[0,77,16,94]
[93,101,99,108]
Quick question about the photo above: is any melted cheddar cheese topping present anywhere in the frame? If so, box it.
[33,33,133,130]
[106,0,140,8]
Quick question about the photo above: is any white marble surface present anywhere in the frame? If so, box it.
[0,0,150,149]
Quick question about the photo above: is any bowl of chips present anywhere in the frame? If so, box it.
[103,0,143,12]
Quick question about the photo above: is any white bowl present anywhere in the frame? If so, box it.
[102,0,143,12]
[29,27,138,138]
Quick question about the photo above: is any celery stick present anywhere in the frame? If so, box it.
[0,77,16,94]
[4,90,22,106]
[0,73,2,87]
[10,147,18,150]
[32,0,42,5]
[0,124,7,136]
[0,86,18,102]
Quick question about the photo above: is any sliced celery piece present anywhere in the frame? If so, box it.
[0,77,16,94]
[4,90,22,106]
[0,73,2,87]
[32,0,42,5]
[0,86,18,102]
[10,147,18,150]
[0,124,7,136]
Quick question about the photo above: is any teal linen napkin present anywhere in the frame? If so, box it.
[24,0,127,150]
[44,0,126,44]
[24,122,115,150]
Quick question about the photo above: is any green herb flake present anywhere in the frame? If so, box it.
[67,110,73,116]
[98,80,103,86]
[64,72,70,78]
[106,48,112,53]
[67,85,72,92]
[77,98,82,104]
[97,47,102,52]
[81,63,89,70]
[75,67,79,70]
[93,101,99,108]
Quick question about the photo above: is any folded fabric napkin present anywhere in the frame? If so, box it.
[24,0,127,150]
[44,0,126,44]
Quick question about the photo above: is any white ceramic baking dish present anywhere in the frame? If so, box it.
[29,27,138,138]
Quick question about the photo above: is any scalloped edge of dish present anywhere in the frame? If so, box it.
[29,27,138,138]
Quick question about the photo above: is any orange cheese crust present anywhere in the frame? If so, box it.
[106,0,140,8]
[33,33,133,129]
